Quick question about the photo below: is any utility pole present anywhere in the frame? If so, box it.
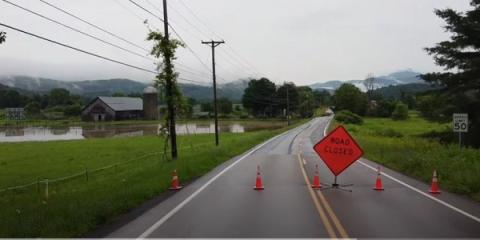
[286,83,290,126]
[202,40,225,146]
[163,0,177,159]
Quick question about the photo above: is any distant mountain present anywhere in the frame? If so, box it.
[310,70,425,92]
[0,75,248,102]
[372,83,439,99]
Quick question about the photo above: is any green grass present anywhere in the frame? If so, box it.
[0,121,303,237]
[334,113,480,202]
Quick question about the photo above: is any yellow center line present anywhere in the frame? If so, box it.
[299,153,350,239]
[316,191,349,238]
[297,154,337,238]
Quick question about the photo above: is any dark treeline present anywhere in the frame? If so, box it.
[241,78,331,118]
[0,87,85,119]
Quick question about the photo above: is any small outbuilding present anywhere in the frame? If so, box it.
[81,97,143,121]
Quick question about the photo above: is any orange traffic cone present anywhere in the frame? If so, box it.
[373,166,384,191]
[311,164,322,189]
[168,169,183,190]
[254,165,264,190]
[429,170,441,194]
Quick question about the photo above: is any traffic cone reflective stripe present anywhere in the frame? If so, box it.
[169,169,183,190]
[311,164,322,189]
[254,165,264,190]
[429,170,441,194]
[373,166,384,191]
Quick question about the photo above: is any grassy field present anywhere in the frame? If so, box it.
[334,112,480,202]
[0,121,302,237]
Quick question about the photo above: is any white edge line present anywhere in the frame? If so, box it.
[323,115,333,137]
[357,160,480,223]
[138,124,304,238]
[326,113,479,224]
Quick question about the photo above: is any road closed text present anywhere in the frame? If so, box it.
[323,137,354,155]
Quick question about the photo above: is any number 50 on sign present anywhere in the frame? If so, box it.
[453,113,468,133]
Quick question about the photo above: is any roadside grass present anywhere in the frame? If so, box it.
[0,121,303,237]
[333,113,480,202]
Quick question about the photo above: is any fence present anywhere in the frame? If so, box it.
[0,141,214,196]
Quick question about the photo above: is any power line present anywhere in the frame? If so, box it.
[126,0,215,80]
[112,0,220,83]
[38,0,149,52]
[0,22,157,74]
[128,0,164,23]
[2,0,150,61]
[176,0,265,77]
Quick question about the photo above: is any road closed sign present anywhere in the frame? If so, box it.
[313,125,363,176]
[453,113,468,133]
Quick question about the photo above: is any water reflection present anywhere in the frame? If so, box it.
[0,122,284,143]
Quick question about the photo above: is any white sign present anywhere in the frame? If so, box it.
[453,113,468,133]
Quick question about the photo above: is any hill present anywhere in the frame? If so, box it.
[310,70,424,92]
[372,83,438,99]
[0,76,249,102]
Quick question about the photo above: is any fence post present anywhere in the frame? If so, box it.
[45,179,49,199]
[85,168,89,181]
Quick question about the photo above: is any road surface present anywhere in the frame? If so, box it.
[107,117,480,238]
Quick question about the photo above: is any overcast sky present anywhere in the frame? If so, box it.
[0,0,472,85]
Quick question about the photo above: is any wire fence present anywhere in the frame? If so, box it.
[0,141,213,195]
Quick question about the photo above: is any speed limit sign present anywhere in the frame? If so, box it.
[453,113,468,133]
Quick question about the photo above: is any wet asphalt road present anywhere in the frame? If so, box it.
[107,117,480,238]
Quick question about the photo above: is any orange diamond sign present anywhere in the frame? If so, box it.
[313,125,363,176]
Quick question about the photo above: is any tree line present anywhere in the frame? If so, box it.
[241,78,331,118]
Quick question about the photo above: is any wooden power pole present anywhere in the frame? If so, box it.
[202,40,225,146]
[163,0,177,159]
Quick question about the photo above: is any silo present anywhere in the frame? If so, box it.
[143,86,159,120]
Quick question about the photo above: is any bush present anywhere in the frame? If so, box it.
[392,102,409,120]
[25,101,41,115]
[335,110,363,125]
[64,105,82,116]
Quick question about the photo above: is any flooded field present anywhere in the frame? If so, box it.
[0,121,286,142]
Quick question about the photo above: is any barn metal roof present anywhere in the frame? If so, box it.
[98,97,143,111]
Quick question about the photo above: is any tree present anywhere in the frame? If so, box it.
[297,86,315,118]
[218,97,233,114]
[242,78,276,117]
[391,102,409,120]
[0,31,5,44]
[363,73,376,100]
[333,83,368,116]
[49,88,70,106]
[313,90,332,107]
[276,82,299,116]
[25,101,41,116]
[421,1,480,146]
[0,90,24,108]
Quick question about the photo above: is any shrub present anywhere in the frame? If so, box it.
[64,105,82,117]
[335,110,363,125]
[392,102,409,120]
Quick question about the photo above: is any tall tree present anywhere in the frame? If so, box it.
[276,82,299,116]
[297,86,315,118]
[421,1,480,146]
[333,83,368,116]
[242,78,276,117]
[363,73,376,100]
